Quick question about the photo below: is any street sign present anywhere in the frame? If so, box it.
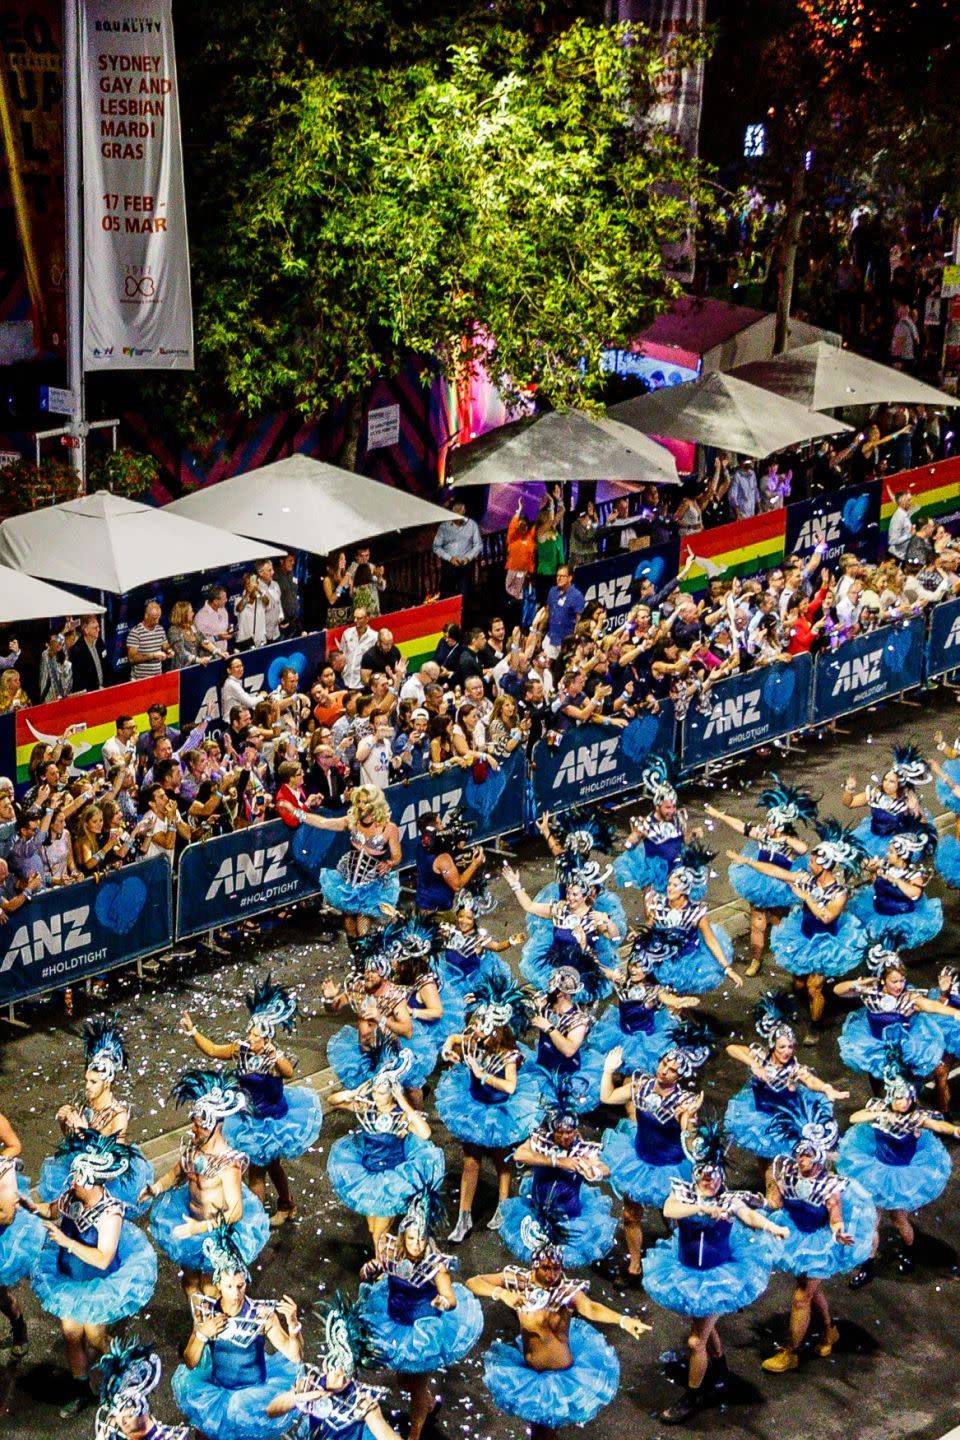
[40,386,79,418]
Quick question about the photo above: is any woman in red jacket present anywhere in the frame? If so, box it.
[784,583,830,655]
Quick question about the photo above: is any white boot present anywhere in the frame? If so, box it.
[448,1211,473,1243]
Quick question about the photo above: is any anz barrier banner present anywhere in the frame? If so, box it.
[784,480,881,567]
[681,656,813,769]
[531,707,676,815]
[0,858,172,1004]
[388,746,527,866]
[924,596,960,680]
[811,618,925,724]
[574,538,680,630]
[178,632,326,726]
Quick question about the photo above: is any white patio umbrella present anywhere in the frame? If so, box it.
[0,493,283,594]
[609,372,853,458]
[448,410,679,486]
[0,566,104,624]
[731,341,956,412]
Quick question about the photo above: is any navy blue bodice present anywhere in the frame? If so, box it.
[536,1032,580,1075]
[633,1107,684,1165]
[386,1273,437,1324]
[757,846,793,869]
[57,1210,121,1281]
[870,807,901,837]
[531,1165,582,1217]
[644,835,683,865]
[210,1304,268,1389]
[415,846,455,912]
[360,1132,406,1171]
[241,1072,288,1119]
[751,1078,799,1114]
[677,1217,733,1269]
[444,946,478,981]
[866,1008,908,1039]
[468,1070,509,1105]
[782,1195,826,1234]
[874,875,916,915]
[875,1128,918,1166]
[620,999,656,1035]
[800,907,839,937]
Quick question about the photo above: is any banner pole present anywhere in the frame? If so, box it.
[63,0,86,490]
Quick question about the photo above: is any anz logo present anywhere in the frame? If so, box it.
[794,512,841,550]
[206,843,289,899]
[943,616,960,651]
[554,738,619,787]
[701,689,761,740]
[396,788,464,842]
[2,908,92,971]
[583,573,633,615]
[830,648,883,695]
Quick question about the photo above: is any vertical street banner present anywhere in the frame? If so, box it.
[0,1,66,358]
[80,0,193,369]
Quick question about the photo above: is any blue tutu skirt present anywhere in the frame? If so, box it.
[771,907,866,979]
[359,1279,483,1372]
[585,1004,678,1074]
[728,842,809,911]
[438,953,511,1003]
[929,990,960,1052]
[526,1046,605,1114]
[852,819,900,861]
[935,834,960,889]
[318,868,400,918]
[848,890,943,949]
[38,1149,155,1217]
[724,1086,812,1161]
[836,1125,951,1210]
[500,1180,617,1268]
[31,1221,157,1324]
[434,1064,540,1150]
[483,1319,619,1427]
[769,1180,876,1280]
[223,1086,323,1167]
[519,938,616,1004]
[601,1119,691,1206]
[327,1024,438,1091]
[424,988,467,1045]
[651,927,734,997]
[526,883,628,942]
[614,850,707,902]
[326,1133,445,1217]
[0,1206,45,1286]
[149,1186,270,1271]
[172,1349,299,1440]
[839,1010,944,1079]
[935,760,960,815]
[643,1223,777,1317]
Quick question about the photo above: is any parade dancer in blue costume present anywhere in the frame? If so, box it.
[322,939,416,1095]
[180,976,322,1230]
[385,912,463,1072]
[295,785,402,940]
[173,1222,304,1440]
[40,1017,153,1215]
[96,1339,191,1440]
[358,1183,483,1440]
[931,965,960,1114]
[533,807,628,937]
[598,1026,712,1292]
[0,1111,42,1359]
[615,753,701,894]
[327,1052,445,1249]
[645,1121,787,1425]
[725,994,848,1172]
[438,887,520,999]
[508,860,621,1002]
[760,1098,876,1374]
[501,1084,616,1268]
[730,818,867,1034]
[850,823,942,947]
[266,1296,402,1440]
[527,967,598,1111]
[31,1131,158,1419]
[436,974,539,1242]
[836,945,953,1080]
[841,744,932,860]
[928,755,960,890]
[838,1047,960,1288]
[587,928,698,1073]
[643,869,741,996]
[145,1069,269,1296]
[705,775,817,976]
[467,1230,651,1440]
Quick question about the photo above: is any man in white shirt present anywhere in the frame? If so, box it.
[462,674,492,741]
[337,608,378,689]
[356,713,397,791]
[101,715,138,772]
[195,587,232,654]
[220,656,266,718]
[836,579,864,628]
[887,491,916,561]
[399,660,440,708]
[127,601,174,679]
[256,560,283,643]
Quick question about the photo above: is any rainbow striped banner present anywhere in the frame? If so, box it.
[326,596,462,674]
[879,456,960,534]
[680,509,787,593]
[15,672,179,786]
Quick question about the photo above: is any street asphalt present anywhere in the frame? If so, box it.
[4,685,960,1440]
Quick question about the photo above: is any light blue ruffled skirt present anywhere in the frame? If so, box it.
[848,890,943,949]
[359,1279,483,1372]
[769,1180,876,1280]
[172,1348,299,1440]
[601,1119,691,1206]
[149,1186,270,1271]
[499,1180,617,1268]
[483,1319,619,1426]
[771,907,866,978]
[317,868,400,918]
[31,1221,157,1323]
[0,1206,45,1286]
[838,1011,944,1079]
[223,1086,323,1167]
[836,1125,951,1210]
[326,1132,445,1217]
[643,1223,777,1317]
[434,1065,540,1150]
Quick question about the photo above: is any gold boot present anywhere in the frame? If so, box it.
[761,1348,799,1373]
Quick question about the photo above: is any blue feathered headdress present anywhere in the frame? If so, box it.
[519,1181,571,1264]
[549,806,616,857]
[890,744,931,787]
[889,811,938,859]
[467,971,533,1039]
[321,1290,383,1376]
[663,1020,714,1079]
[83,1016,128,1081]
[812,817,868,875]
[171,1067,246,1125]
[201,1217,250,1283]
[757,774,818,832]
[639,752,679,805]
[400,1177,448,1242]
[769,1091,839,1163]
[538,1073,589,1132]
[754,990,798,1045]
[684,1116,729,1178]
[384,914,444,970]
[627,925,687,973]
[882,1034,918,1103]
[245,974,298,1037]
[56,1128,138,1188]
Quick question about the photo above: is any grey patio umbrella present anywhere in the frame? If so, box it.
[448,410,679,486]
[731,341,956,412]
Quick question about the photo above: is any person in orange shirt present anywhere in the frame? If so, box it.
[505,504,537,625]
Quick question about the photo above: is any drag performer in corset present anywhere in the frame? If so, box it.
[436,975,539,1242]
[31,1131,158,1419]
[266,1297,402,1440]
[327,1053,445,1249]
[760,1097,876,1374]
[173,1221,303,1440]
[96,1339,190,1440]
[40,1017,153,1213]
[468,1224,651,1440]
[295,786,402,941]
[838,1049,960,1287]
[728,818,867,1034]
[725,993,849,1171]
[358,1183,483,1440]
[836,945,953,1081]
[705,775,816,976]
[145,1069,269,1295]
[180,976,322,1229]
[598,1026,712,1292]
[0,1110,43,1359]
[644,1121,787,1425]
[841,745,932,860]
